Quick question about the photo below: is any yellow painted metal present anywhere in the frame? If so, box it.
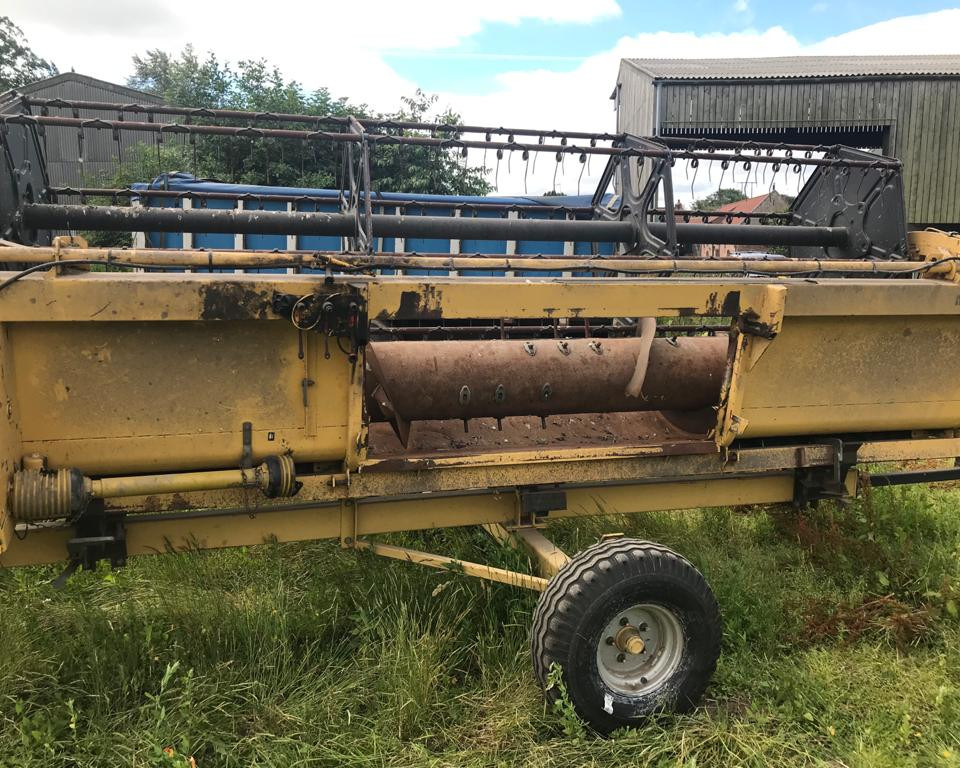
[95,443,833,518]
[0,473,797,567]
[510,526,570,577]
[366,279,780,323]
[354,540,549,591]
[3,271,960,323]
[735,315,960,438]
[0,324,21,553]
[858,436,960,463]
[2,241,951,277]
[11,270,950,472]
[908,229,960,281]
[1,247,960,567]
[481,523,570,578]
[91,466,262,498]
[7,320,350,474]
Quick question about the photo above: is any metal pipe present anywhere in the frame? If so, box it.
[46,188,792,220]
[88,455,297,499]
[48,186,596,215]
[19,95,623,143]
[374,324,723,338]
[0,114,901,168]
[19,204,849,248]
[15,96,896,157]
[89,467,264,498]
[354,540,549,591]
[0,243,937,274]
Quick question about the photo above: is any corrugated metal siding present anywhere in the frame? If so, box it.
[4,77,164,187]
[615,62,655,192]
[617,70,960,226]
[624,55,960,80]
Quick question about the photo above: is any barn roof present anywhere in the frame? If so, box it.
[0,72,162,113]
[623,55,960,80]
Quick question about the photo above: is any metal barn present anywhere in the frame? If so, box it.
[613,56,960,229]
[0,73,163,187]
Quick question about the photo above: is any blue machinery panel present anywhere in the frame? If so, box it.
[132,174,615,276]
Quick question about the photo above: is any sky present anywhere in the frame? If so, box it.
[6,0,960,200]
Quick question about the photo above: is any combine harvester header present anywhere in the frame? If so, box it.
[1,95,959,732]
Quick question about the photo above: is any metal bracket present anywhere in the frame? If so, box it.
[737,311,778,339]
[518,487,568,524]
[272,289,369,361]
[52,509,127,588]
[793,438,859,508]
[591,134,677,257]
[240,421,253,468]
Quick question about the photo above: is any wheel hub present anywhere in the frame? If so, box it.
[614,625,646,655]
[596,603,685,696]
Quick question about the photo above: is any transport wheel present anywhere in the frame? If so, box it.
[530,538,721,733]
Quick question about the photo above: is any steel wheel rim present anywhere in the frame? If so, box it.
[595,602,685,697]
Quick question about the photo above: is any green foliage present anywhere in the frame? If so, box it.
[0,16,57,92]
[545,663,586,741]
[2,486,960,765]
[117,47,490,196]
[693,187,749,211]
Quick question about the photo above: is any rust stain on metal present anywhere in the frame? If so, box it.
[199,284,272,321]
[390,285,444,320]
[721,290,741,317]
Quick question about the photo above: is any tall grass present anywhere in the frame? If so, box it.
[1,484,959,766]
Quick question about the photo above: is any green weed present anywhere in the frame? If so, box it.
[0,486,958,765]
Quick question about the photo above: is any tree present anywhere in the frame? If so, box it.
[121,48,490,195]
[0,16,57,91]
[693,188,748,211]
[368,91,490,197]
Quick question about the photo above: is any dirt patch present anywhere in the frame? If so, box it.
[799,594,934,649]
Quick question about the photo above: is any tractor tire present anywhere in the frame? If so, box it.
[530,537,721,733]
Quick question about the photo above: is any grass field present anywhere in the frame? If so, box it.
[1,483,959,767]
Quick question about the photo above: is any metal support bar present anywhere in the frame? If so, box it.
[0,242,945,276]
[354,540,548,591]
[18,95,623,143]
[481,523,570,578]
[0,114,900,168]
[866,467,960,487]
[20,204,850,248]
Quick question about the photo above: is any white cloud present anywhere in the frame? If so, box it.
[5,0,621,107]
[439,9,960,196]
[442,26,802,195]
[6,3,958,199]
[734,0,750,12]
[808,9,960,54]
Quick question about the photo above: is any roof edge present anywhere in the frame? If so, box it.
[4,72,163,102]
